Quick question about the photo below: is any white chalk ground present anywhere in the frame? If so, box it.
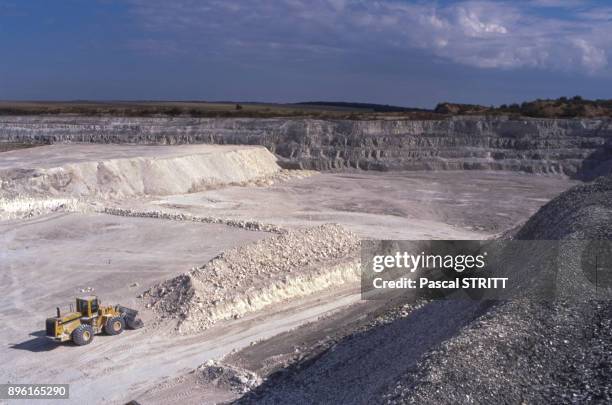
[0,213,268,403]
[139,171,576,239]
[0,144,578,404]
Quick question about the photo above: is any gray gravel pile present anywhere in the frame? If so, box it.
[384,300,612,404]
[384,175,612,404]
[143,224,360,332]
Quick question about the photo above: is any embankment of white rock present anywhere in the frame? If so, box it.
[0,143,280,199]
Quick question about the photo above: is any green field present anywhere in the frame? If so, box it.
[1,97,610,119]
[0,101,439,120]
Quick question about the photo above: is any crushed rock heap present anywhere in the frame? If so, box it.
[143,224,360,333]
[380,176,612,404]
[197,360,262,394]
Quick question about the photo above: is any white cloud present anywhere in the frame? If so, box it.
[572,38,607,71]
[126,0,611,74]
[455,7,508,36]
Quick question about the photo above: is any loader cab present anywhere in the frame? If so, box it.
[76,296,100,318]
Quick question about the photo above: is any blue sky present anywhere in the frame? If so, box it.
[1,0,611,107]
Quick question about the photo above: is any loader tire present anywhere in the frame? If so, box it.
[104,317,125,335]
[72,324,94,346]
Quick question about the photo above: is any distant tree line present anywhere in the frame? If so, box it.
[435,96,612,118]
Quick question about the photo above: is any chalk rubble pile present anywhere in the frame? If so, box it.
[144,224,360,332]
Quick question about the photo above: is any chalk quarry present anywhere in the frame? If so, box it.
[1,115,611,404]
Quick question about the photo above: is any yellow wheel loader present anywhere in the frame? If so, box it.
[45,296,143,346]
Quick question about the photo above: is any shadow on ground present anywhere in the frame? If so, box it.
[236,299,495,404]
[10,330,60,352]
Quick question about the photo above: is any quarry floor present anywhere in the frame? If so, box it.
[0,166,577,404]
[125,170,573,239]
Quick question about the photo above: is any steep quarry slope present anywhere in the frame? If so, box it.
[2,116,611,178]
[144,224,360,333]
[238,177,612,405]
[0,143,280,199]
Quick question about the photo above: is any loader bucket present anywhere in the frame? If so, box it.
[117,305,144,329]
[127,317,144,329]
